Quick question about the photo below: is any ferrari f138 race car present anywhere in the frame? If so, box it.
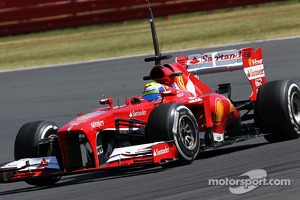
[1,3,300,187]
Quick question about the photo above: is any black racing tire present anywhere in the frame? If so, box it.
[146,103,200,165]
[255,80,300,142]
[14,120,62,186]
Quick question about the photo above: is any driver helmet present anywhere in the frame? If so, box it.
[142,82,165,102]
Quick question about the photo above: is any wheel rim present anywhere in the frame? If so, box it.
[41,124,58,139]
[291,91,300,126]
[178,116,197,150]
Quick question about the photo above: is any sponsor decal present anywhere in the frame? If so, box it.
[129,109,147,118]
[69,112,104,127]
[153,146,170,156]
[71,113,100,124]
[215,98,224,124]
[78,114,94,120]
[91,120,104,128]
[69,122,80,126]
[189,97,202,103]
[177,92,184,97]
[248,58,263,66]
[245,65,265,80]
[37,158,49,169]
[213,132,224,142]
[255,78,263,87]
[203,52,241,63]
[137,147,152,153]
[1,162,17,168]
[189,56,200,64]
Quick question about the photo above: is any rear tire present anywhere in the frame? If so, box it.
[146,103,200,165]
[255,80,300,142]
[14,121,62,186]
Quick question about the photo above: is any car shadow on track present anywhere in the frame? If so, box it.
[58,165,165,186]
[0,140,270,196]
[196,140,269,160]
[0,166,166,196]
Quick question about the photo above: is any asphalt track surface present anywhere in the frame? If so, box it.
[0,37,300,199]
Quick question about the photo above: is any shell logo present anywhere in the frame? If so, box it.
[248,58,253,67]
[229,102,235,117]
[215,98,224,123]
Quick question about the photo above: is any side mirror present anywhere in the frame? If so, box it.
[100,97,113,108]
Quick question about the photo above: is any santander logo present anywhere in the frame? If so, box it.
[153,146,170,156]
[247,67,265,79]
[129,109,147,118]
[245,58,265,80]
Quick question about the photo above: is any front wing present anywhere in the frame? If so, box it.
[0,141,178,183]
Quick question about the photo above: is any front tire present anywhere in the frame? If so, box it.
[255,80,300,142]
[14,121,62,186]
[146,103,200,165]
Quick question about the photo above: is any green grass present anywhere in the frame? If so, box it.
[0,0,300,70]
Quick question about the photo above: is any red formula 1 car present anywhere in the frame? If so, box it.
[1,4,300,186]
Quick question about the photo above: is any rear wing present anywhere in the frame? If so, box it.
[176,47,266,101]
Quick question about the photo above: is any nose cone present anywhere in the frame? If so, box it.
[59,111,106,133]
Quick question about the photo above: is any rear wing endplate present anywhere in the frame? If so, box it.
[176,47,266,101]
